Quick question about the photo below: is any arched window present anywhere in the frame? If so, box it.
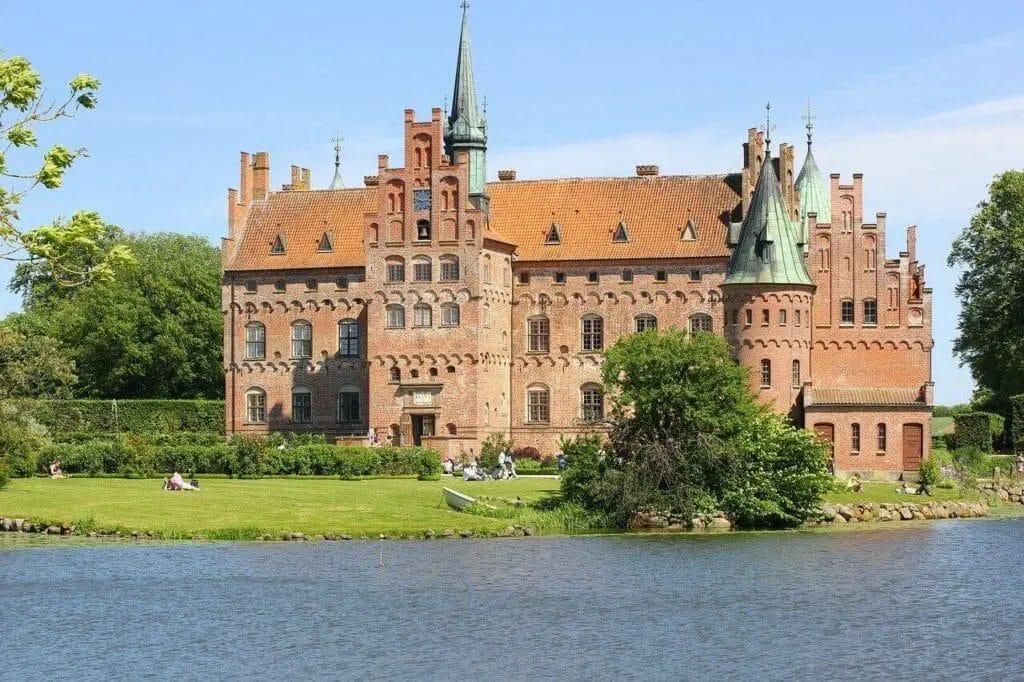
[412,256,432,282]
[389,366,401,382]
[245,388,266,423]
[581,383,604,422]
[416,219,431,241]
[439,255,460,281]
[863,234,877,271]
[851,423,861,453]
[291,387,312,424]
[887,275,900,310]
[635,314,657,333]
[863,299,877,325]
[760,359,771,387]
[429,367,438,377]
[446,423,457,435]
[441,303,460,326]
[338,319,359,357]
[482,255,492,284]
[689,313,713,335]
[483,303,490,328]
[526,384,550,424]
[528,316,550,352]
[386,304,405,329]
[245,322,266,359]
[581,314,604,351]
[817,235,831,272]
[386,257,405,283]
[792,359,801,388]
[795,309,802,326]
[291,321,312,358]
[413,303,432,327]
[840,299,854,325]
[780,309,787,326]
[338,387,360,423]
[877,424,887,451]
[483,401,491,426]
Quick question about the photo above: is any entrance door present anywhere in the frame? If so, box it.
[411,415,435,446]
[814,423,835,469]
[903,424,923,470]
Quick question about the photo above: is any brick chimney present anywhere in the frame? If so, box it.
[252,152,270,200]
[498,169,517,181]
[635,164,659,177]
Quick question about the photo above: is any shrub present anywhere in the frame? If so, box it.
[941,432,957,451]
[954,413,992,452]
[154,444,233,475]
[229,436,266,479]
[1011,394,1024,453]
[8,399,224,435]
[513,446,541,461]
[0,460,9,489]
[0,402,51,477]
[480,432,512,469]
[919,456,942,489]
[955,445,988,474]
[115,435,157,478]
[514,458,541,473]
[335,446,381,478]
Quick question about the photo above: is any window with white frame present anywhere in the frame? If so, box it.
[386,305,405,329]
[440,256,460,281]
[413,303,432,327]
[291,321,312,358]
[386,258,405,283]
[760,359,771,387]
[581,315,604,351]
[635,314,658,333]
[581,384,604,422]
[689,313,713,335]
[441,303,460,326]
[338,319,359,357]
[338,389,360,422]
[291,388,312,423]
[412,256,432,282]
[528,317,550,352]
[245,322,265,359]
[246,388,266,423]
[526,385,550,424]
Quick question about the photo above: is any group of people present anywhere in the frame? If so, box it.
[48,459,64,478]
[442,449,519,481]
[162,472,200,491]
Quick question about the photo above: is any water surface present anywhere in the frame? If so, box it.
[2,520,1021,680]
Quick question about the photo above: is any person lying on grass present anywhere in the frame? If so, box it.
[163,472,199,491]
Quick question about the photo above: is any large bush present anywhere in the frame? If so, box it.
[9,399,224,434]
[479,432,511,469]
[1011,394,1024,453]
[0,402,51,477]
[954,412,992,452]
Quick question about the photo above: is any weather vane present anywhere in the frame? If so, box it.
[460,0,469,10]
[332,128,344,154]
[803,99,815,146]
[764,101,775,151]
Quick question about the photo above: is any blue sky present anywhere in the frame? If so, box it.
[4,0,1024,404]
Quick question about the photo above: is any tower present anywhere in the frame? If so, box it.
[722,109,815,420]
[329,130,344,190]
[444,1,488,210]
[795,102,830,248]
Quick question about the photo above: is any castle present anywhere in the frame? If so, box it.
[220,7,933,477]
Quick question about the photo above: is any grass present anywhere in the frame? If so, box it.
[0,476,564,539]
[825,481,981,505]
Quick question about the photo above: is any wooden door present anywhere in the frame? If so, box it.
[814,423,835,469]
[903,424,923,470]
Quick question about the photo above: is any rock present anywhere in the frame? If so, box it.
[458,529,473,538]
[423,529,435,539]
[832,514,847,523]
[314,534,326,541]
[47,525,61,535]
[912,512,925,520]
[836,505,855,521]
[340,534,353,541]
[13,518,24,532]
[2,518,12,532]
[706,517,731,532]
[522,527,533,536]
[497,526,517,538]
[690,517,706,530]
[899,508,913,521]
[877,510,892,522]
[88,532,97,538]
[442,529,455,538]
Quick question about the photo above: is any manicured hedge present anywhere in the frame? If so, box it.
[1011,394,1024,453]
[954,412,992,453]
[9,399,224,435]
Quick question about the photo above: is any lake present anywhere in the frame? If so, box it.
[2,519,1022,681]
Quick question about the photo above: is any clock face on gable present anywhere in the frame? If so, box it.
[413,189,431,212]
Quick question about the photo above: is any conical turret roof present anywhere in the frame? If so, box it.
[445,3,486,147]
[724,149,813,287]
[796,145,830,244]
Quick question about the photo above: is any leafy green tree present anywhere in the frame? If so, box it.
[0,323,77,397]
[12,232,223,398]
[1,49,132,284]
[948,170,1024,418]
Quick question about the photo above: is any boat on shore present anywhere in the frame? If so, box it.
[443,487,476,510]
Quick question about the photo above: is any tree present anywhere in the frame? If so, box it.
[0,323,77,398]
[12,232,223,398]
[561,330,831,528]
[948,170,1024,420]
[1,49,132,284]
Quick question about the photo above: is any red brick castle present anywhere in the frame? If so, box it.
[221,7,933,477]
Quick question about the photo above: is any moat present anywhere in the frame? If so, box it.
[2,518,1021,680]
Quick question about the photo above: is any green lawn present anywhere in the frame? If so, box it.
[0,476,562,539]
[825,481,979,505]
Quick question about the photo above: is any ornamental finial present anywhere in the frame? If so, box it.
[803,99,815,147]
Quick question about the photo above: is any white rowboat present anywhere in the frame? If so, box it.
[443,487,477,510]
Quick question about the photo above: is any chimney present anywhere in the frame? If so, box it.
[239,152,252,206]
[635,164,659,177]
[364,175,380,187]
[301,168,311,190]
[252,152,270,200]
[498,169,517,181]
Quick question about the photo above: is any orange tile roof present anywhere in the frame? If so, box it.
[225,174,741,271]
[488,175,739,262]
[812,387,924,406]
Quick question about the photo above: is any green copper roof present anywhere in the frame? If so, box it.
[724,150,813,287]
[795,145,831,244]
[445,4,487,147]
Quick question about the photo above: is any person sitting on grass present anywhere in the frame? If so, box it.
[462,462,484,482]
[167,472,197,491]
[849,473,863,493]
[916,479,932,497]
[48,459,64,478]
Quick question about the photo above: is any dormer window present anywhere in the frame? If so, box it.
[545,222,561,244]
[416,219,431,241]
[681,220,698,241]
[271,235,286,254]
[318,232,333,252]
[612,221,629,243]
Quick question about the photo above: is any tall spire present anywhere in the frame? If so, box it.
[724,112,813,287]
[329,129,344,190]
[445,0,488,207]
[796,100,831,245]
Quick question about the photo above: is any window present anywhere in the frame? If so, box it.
[292,389,312,424]
[386,259,405,283]
[291,321,312,358]
[318,232,333,252]
[528,317,550,353]
[244,280,257,293]
[760,359,771,387]
[690,269,702,282]
[689,314,712,335]
[413,303,432,327]
[621,269,633,283]
[482,304,490,328]
[795,309,801,326]
[416,219,431,241]
[246,389,266,423]
[863,299,877,325]
[581,384,604,422]
[413,257,432,282]
[545,222,561,244]
[526,385,550,423]
[519,272,531,285]
[587,271,599,284]
[792,360,801,388]
[482,257,492,284]
[274,279,286,293]
[245,323,266,359]
[429,367,438,377]
[841,299,854,325]
[877,424,887,451]
[655,270,667,282]
[338,320,359,357]
[635,314,658,333]
[305,278,318,291]
[271,235,286,254]
[612,222,629,242]
[386,305,405,328]
[441,303,460,326]
[762,309,770,326]
[780,309,787,326]
[410,369,419,379]
[745,309,752,325]
[440,256,460,281]
[338,391,360,422]
[336,275,349,290]
[852,424,861,453]
[731,309,738,325]
[389,366,401,383]
[446,365,455,374]
[581,315,604,351]
[554,272,566,284]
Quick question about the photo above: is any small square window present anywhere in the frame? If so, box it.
[306,278,318,291]
[655,270,667,282]
[336,276,349,290]
[690,269,702,282]
[519,272,531,285]
[731,310,738,325]
[780,309,787,326]
[554,272,566,284]
[410,369,420,379]
[621,269,633,283]
[762,309,770,326]
[244,280,257,293]
[745,309,752,325]
[274,280,286,293]
[587,271,599,284]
